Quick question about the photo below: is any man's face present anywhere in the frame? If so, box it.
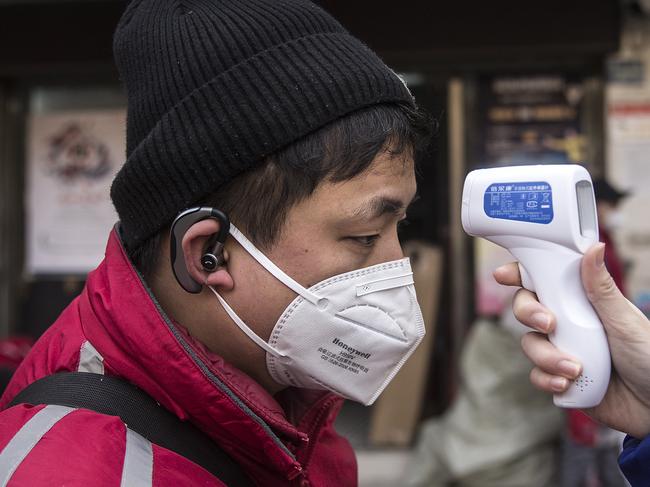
[221,149,417,353]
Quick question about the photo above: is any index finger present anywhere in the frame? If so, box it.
[493,262,522,287]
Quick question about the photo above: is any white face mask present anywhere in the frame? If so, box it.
[208,224,426,405]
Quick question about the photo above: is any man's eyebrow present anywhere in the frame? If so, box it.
[350,193,419,221]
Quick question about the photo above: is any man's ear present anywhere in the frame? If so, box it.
[181,219,234,290]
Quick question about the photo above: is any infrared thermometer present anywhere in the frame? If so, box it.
[462,164,611,408]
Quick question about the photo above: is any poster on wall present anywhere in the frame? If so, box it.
[26,109,126,275]
[474,75,587,316]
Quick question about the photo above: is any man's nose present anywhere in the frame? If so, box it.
[377,230,405,263]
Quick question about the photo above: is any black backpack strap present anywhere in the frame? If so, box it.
[8,372,253,487]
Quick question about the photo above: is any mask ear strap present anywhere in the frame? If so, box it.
[208,286,286,358]
[229,224,321,305]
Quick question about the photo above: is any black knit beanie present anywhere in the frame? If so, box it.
[111,0,415,249]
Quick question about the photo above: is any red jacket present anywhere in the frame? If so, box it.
[0,229,356,486]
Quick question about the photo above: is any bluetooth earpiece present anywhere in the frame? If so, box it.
[170,207,230,294]
[201,231,226,272]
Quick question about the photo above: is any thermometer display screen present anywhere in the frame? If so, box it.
[576,180,597,240]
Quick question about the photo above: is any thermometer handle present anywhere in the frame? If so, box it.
[508,244,611,408]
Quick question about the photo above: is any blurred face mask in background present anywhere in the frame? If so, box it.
[208,224,426,405]
[604,209,624,231]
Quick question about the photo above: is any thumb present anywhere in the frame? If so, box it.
[581,243,640,336]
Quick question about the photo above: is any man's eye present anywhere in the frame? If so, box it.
[350,235,380,247]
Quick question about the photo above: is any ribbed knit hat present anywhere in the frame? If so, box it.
[111,0,415,249]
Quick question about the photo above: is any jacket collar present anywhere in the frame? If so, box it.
[78,228,340,478]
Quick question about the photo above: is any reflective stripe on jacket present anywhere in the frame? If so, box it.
[0,229,356,486]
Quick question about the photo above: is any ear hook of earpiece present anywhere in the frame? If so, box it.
[170,207,230,294]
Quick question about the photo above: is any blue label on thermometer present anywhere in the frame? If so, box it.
[484,181,553,224]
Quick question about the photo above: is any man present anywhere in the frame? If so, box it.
[0,1,431,485]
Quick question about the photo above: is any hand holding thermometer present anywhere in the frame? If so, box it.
[461,164,611,408]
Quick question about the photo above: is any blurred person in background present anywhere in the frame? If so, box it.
[561,178,630,487]
[405,303,563,487]
[593,178,629,294]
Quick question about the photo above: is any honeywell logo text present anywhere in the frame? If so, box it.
[332,338,371,359]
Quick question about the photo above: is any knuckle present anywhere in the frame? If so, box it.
[512,288,530,307]
[589,275,618,301]
[529,368,547,391]
[600,276,618,296]
[513,298,540,322]
[520,332,542,359]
